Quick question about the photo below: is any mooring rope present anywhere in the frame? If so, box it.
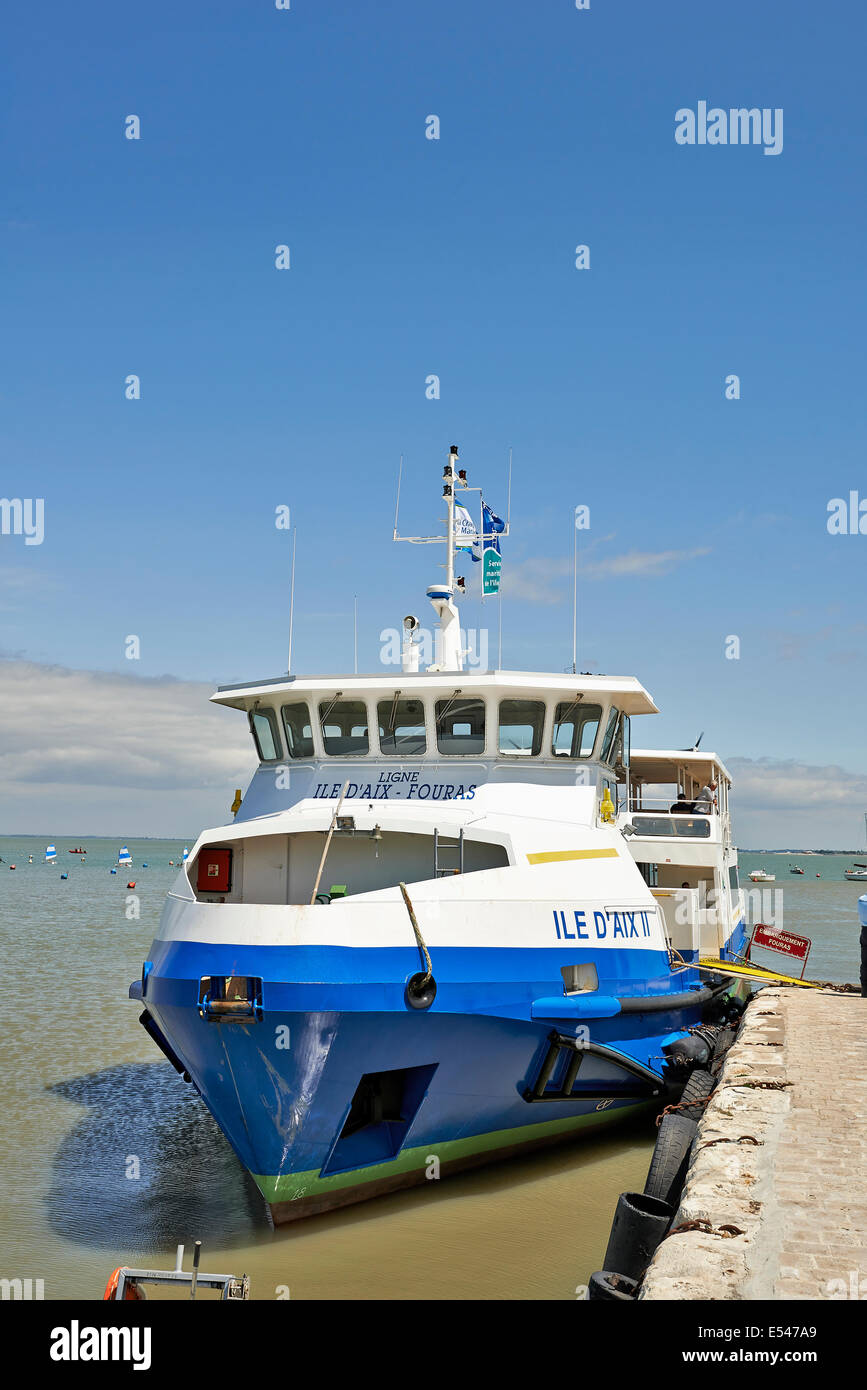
[399,881,433,984]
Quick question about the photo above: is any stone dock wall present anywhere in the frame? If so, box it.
[640,986,867,1300]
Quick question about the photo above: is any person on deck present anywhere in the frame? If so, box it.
[694,779,718,812]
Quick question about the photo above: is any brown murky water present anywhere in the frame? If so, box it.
[1,839,860,1299]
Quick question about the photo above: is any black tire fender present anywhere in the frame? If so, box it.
[678,1067,714,1121]
[587,1270,638,1301]
[644,1112,698,1207]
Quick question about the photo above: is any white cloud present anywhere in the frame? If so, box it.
[0,659,254,835]
[499,558,572,603]
[727,756,867,849]
[581,547,710,579]
[499,546,711,602]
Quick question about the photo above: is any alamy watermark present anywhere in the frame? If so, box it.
[674,884,783,929]
[827,492,867,535]
[1,1277,44,1300]
[0,497,44,545]
[380,625,489,669]
[675,103,783,156]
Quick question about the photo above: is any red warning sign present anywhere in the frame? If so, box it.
[751,923,811,977]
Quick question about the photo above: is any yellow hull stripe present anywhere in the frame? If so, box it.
[527,848,619,865]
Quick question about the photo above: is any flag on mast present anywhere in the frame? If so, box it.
[453,502,479,553]
[471,501,505,594]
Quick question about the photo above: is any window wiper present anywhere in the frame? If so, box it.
[553,692,583,745]
[435,688,462,733]
[386,689,401,735]
[319,691,344,727]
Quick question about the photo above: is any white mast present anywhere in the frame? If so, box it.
[427,445,463,672]
[393,445,509,675]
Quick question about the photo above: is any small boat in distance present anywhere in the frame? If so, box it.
[844,814,867,879]
[749,869,775,882]
[68,847,87,854]
[789,864,804,875]
[117,845,132,866]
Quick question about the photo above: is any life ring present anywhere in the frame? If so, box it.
[103,1268,144,1301]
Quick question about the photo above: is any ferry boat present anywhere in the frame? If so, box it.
[130,447,750,1223]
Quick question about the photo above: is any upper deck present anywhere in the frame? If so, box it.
[616,748,734,850]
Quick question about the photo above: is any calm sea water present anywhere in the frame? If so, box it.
[0,836,862,1300]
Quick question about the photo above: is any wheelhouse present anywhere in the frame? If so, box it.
[215,670,657,775]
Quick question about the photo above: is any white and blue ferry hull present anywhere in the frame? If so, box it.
[134,922,748,1222]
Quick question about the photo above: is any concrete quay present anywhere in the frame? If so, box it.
[640,985,867,1300]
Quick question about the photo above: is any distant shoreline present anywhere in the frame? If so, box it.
[1,834,863,856]
[738,849,864,856]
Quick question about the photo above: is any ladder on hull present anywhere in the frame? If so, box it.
[433,827,464,877]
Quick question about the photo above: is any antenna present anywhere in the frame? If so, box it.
[287,526,297,674]
[392,455,403,539]
[572,505,578,676]
[498,594,503,670]
[353,594,358,674]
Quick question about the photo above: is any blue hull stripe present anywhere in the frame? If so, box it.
[139,922,749,1196]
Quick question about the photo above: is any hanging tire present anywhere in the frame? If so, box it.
[587,1270,638,1301]
[677,1067,714,1121]
[644,1112,697,1207]
[602,1191,674,1281]
[713,1025,736,1059]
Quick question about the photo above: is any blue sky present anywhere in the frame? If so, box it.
[2,1,867,837]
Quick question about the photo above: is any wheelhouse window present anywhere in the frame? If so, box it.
[609,713,629,770]
[600,706,621,763]
[249,707,281,762]
[377,697,427,756]
[281,702,314,759]
[552,701,602,758]
[435,696,486,755]
[319,699,370,756]
[631,814,711,839]
[498,699,545,756]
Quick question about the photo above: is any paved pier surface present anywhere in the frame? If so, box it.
[641,986,867,1300]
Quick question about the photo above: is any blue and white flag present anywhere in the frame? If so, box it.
[471,502,505,561]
